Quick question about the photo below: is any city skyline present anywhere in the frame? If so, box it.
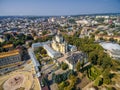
[0,0,120,16]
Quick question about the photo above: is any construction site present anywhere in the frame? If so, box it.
[0,60,40,90]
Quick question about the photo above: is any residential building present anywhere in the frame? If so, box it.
[95,35,120,42]
[68,45,77,52]
[65,51,87,70]
[2,44,13,50]
[0,49,21,67]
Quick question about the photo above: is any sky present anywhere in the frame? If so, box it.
[0,0,120,16]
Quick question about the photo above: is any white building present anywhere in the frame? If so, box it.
[76,19,89,25]
[32,41,51,50]
[43,45,61,58]
[100,42,120,59]
[32,41,61,58]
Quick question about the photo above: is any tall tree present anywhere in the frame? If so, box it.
[76,61,81,72]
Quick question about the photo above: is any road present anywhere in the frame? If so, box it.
[28,48,42,90]
[41,63,55,73]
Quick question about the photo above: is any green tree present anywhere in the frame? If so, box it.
[94,77,103,86]
[109,24,115,28]
[26,35,33,40]
[103,69,111,84]
[67,75,77,90]
[97,51,106,65]
[61,62,68,70]
[95,30,100,34]
[42,30,47,35]
[68,19,76,24]
[76,61,81,72]
[81,59,85,69]
[87,66,101,80]
[109,38,115,42]
[102,56,112,69]
[59,81,69,90]
[89,51,98,65]
[28,42,32,47]
[41,49,47,54]
[103,75,111,85]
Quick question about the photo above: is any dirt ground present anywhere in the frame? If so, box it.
[0,60,40,90]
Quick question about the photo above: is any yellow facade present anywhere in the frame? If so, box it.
[0,38,5,43]
[0,49,20,59]
[52,34,67,54]
[2,44,13,49]
[52,42,67,54]
[95,35,120,42]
